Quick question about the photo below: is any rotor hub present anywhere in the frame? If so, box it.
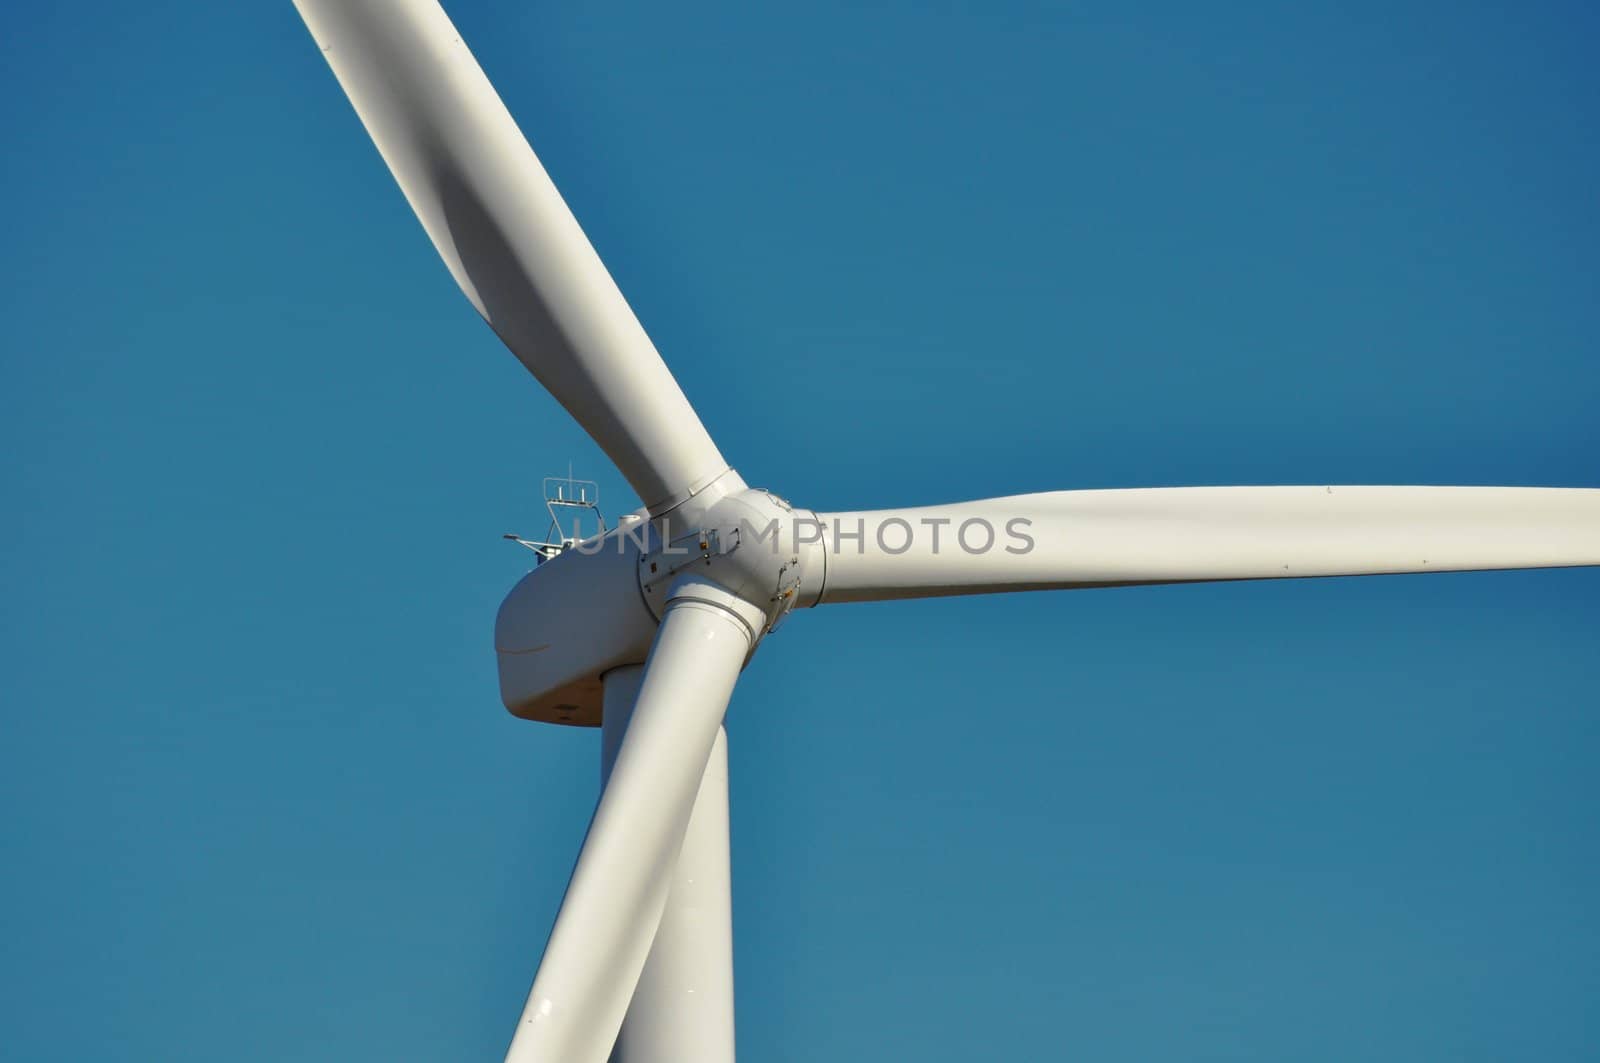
[638,484,825,638]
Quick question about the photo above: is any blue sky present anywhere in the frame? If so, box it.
[3,2,1597,1059]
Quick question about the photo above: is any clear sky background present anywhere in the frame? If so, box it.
[3,2,1597,1059]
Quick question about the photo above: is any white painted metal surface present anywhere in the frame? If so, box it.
[814,486,1600,603]
[291,0,728,512]
[602,670,736,1063]
[504,592,750,1063]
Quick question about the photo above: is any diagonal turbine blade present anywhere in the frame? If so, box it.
[292,0,729,512]
[505,595,751,1063]
[812,486,1600,603]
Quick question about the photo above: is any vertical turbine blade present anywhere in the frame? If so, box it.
[505,598,750,1063]
[601,675,737,1063]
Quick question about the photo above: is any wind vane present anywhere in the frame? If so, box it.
[504,473,608,564]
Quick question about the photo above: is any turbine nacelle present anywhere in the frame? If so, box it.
[495,475,824,726]
[494,517,654,726]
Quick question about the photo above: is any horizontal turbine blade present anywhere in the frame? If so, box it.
[293,0,728,511]
[504,594,751,1063]
[813,486,1600,603]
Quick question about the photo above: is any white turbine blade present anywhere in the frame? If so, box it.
[813,486,1600,603]
[505,598,750,1063]
[601,672,736,1063]
[292,0,729,512]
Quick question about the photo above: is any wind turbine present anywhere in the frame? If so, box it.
[290,3,1600,1061]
